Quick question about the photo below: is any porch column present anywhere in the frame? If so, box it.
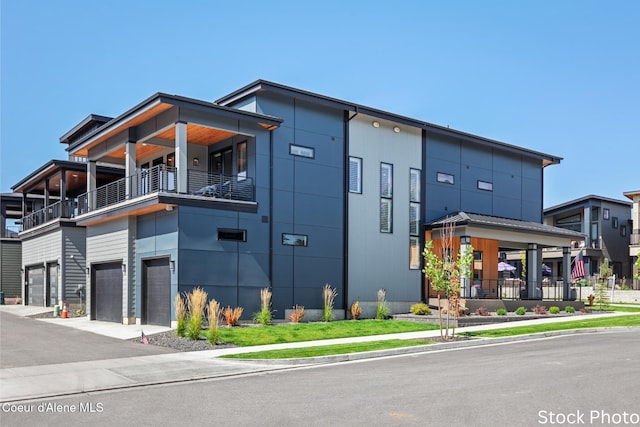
[125,141,136,198]
[583,207,591,248]
[562,247,572,300]
[87,160,97,210]
[527,243,542,299]
[60,169,67,216]
[44,179,50,207]
[175,121,187,194]
[21,193,28,219]
[0,202,6,238]
[460,236,471,298]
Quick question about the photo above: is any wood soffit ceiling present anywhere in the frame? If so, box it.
[72,102,238,160]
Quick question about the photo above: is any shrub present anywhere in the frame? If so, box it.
[175,293,187,337]
[253,287,273,325]
[289,305,305,323]
[532,304,547,315]
[207,299,221,344]
[580,307,592,313]
[564,306,576,314]
[515,306,527,315]
[496,308,507,316]
[376,289,391,320]
[223,306,243,326]
[186,287,208,340]
[475,306,490,316]
[322,284,337,322]
[549,306,560,314]
[410,303,432,315]
[350,300,362,320]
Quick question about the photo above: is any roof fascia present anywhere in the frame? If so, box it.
[218,80,561,164]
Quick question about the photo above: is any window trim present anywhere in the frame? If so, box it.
[410,168,421,202]
[282,233,308,247]
[289,144,315,159]
[409,236,421,270]
[217,228,247,242]
[477,180,493,192]
[603,208,610,220]
[437,172,455,185]
[349,156,362,194]
[612,217,619,229]
[380,162,393,198]
[380,198,393,233]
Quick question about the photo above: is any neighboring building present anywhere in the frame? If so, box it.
[543,195,633,284]
[11,80,582,325]
[624,190,640,289]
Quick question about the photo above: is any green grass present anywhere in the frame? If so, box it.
[590,305,640,313]
[214,319,440,346]
[463,314,640,338]
[221,339,431,359]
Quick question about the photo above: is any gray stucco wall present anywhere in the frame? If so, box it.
[424,131,544,223]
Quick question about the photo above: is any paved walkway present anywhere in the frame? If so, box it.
[0,304,636,402]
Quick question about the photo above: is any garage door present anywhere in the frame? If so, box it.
[92,262,123,323]
[27,266,45,306]
[142,258,171,326]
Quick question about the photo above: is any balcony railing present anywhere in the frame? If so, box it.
[631,232,640,246]
[187,170,255,202]
[78,165,177,215]
[20,200,76,231]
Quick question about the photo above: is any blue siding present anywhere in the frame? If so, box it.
[425,132,545,223]
[256,92,345,313]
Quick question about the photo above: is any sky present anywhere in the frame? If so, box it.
[1,0,638,209]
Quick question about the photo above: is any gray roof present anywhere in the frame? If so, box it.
[428,211,585,238]
[545,194,631,214]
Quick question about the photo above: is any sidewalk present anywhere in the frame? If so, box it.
[0,304,634,402]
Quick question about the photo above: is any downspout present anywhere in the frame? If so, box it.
[343,108,358,317]
[421,129,428,302]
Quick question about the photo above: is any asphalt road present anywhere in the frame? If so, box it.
[0,310,176,368]
[3,329,639,427]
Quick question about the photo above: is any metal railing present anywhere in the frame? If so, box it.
[78,165,177,215]
[631,232,640,246]
[457,278,583,301]
[20,200,76,231]
[188,170,255,202]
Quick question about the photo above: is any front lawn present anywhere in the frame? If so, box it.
[215,319,439,346]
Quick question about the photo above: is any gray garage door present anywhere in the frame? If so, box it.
[27,266,45,306]
[142,258,171,326]
[92,262,123,323]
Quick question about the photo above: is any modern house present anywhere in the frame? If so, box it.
[624,190,640,289]
[542,195,632,285]
[11,80,583,325]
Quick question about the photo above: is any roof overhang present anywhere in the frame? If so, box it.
[66,93,283,160]
[427,212,585,249]
[216,79,562,167]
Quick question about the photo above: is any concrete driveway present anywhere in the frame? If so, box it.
[0,309,177,369]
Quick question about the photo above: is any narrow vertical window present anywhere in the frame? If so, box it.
[409,169,421,269]
[237,141,247,180]
[380,163,393,233]
[349,157,362,193]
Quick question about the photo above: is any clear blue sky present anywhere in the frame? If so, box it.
[1,0,638,208]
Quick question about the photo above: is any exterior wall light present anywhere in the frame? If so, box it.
[192,157,199,167]
[372,121,380,128]
[393,126,401,133]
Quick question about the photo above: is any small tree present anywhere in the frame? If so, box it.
[635,257,640,281]
[594,258,612,309]
[422,219,473,339]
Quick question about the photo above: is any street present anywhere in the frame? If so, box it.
[2,329,639,427]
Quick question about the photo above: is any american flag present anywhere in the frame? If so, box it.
[140,330,150,344]
[571,248,585,280]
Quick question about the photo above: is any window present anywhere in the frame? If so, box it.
[217,228,247,241]
[409,236,420,269]
[380,163,393,233]
[409,203,420,236]
[603,208,610,220]
[621,225,627,237]
[349,157,362,193]
[437,172,454,185]
[380,163,393,198]
[237,141,247,180]
[410,169,420,202]
[612,217,619,229]
[591,207,599,221]
[282,233,308,247]
[380,199,392,233]
[289,144,314,159]
[477,180,493,191]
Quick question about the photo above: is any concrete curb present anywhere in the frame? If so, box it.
[229,326,636,365]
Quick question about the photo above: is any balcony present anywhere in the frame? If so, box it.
[20,200,76,231]
[631,232,640,246]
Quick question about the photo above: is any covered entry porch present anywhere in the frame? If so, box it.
[425,212,585,302]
